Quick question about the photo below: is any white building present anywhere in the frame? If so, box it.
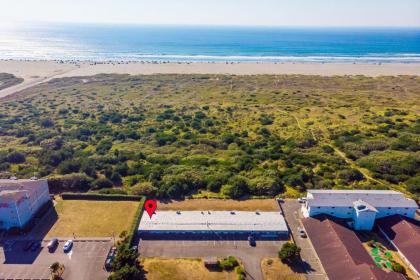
[0,178,50,230]
[139,211,288,238]
[302,190,418,230]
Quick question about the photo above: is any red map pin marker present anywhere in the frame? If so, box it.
[144,199,157,218]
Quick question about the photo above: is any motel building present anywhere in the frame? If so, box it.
[138,210,289,239]
[0,178,50,230]
[302,189,418,230]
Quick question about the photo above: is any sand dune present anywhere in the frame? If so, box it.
[1,60,419,98]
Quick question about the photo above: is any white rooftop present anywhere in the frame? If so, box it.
[139,211,288,232]
[306,189,418,208]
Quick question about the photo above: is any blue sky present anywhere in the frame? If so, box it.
[1,0,419,27]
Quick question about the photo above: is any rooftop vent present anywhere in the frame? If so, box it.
[176,211,181,215]
[357,205,367,211]
[230,211,235,215]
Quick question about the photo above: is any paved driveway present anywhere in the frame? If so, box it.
[140,239,284,280]
[280,200,328,280]
[0,239,111,280]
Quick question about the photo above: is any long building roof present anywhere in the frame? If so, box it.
[377,215,420,275]
[306,189,418,208]
[0,179,48,202]
[302,215,404,280]
[139,211,288,232]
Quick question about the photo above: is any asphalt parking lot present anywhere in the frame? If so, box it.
[0,239,111,280]
[140,238,285,280]
[280,200,327,280]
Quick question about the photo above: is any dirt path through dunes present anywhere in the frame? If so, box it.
[0,61,79,99]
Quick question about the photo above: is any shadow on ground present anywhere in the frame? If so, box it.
[1,206,58,264]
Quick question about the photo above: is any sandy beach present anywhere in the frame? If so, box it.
[0,60,419,98]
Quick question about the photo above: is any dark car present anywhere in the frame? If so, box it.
[30,241,41,251]
[105,246,117,271]
[47,238,59,252]
[248,235,256,247]
[24,241,34,251]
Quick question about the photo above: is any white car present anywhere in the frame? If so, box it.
[63,240,73,252]
[297,197,306,203]
[297,227,307,238]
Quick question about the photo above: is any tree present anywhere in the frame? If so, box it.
[50,262,60,274]
[50,262,64,280]
[7,151,26,164]
[278,242,301,263]
[338,168,364,183]
[109,243,144,280]
[93,177,113,189]
[221,175,250,198]
[131,181,157,196]
[405,176,420,194]
[96,139,113,155]
[249,176,284,196]
[109,264,143,280]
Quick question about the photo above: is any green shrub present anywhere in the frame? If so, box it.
[218,256,239,271]
[234,265,245,279]
[98,188,127,195]
[6,151,26,164]
[93,177,114,189]
[391,262,406,275]
[131,181,157,196]
[405,176,420,194]
[278,242,301,263]
[48,173,93,192]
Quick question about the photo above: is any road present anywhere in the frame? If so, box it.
[280,200,328,280]
[140,239,284,280]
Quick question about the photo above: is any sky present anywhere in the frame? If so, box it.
[0,0,419,27]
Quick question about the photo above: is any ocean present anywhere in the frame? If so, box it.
[1,23,420,63]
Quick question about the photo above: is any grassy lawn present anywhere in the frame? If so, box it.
[158,199,280,211]
[261,258,304,280]
[47,197,139,238]
[141,258,236,280]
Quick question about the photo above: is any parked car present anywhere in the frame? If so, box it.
[297,197,306,203]
[247,235,256,246]
[63,240,73,252]
[298,227,307,238]
[30,241,41,251]
[105,246,117,271]
[47,238,59,252]
[24,241,34,251]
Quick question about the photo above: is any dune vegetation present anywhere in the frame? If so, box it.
[0,73,23,90]
[0,74,419,200]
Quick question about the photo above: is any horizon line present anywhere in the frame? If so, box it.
[3,20,420,29]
